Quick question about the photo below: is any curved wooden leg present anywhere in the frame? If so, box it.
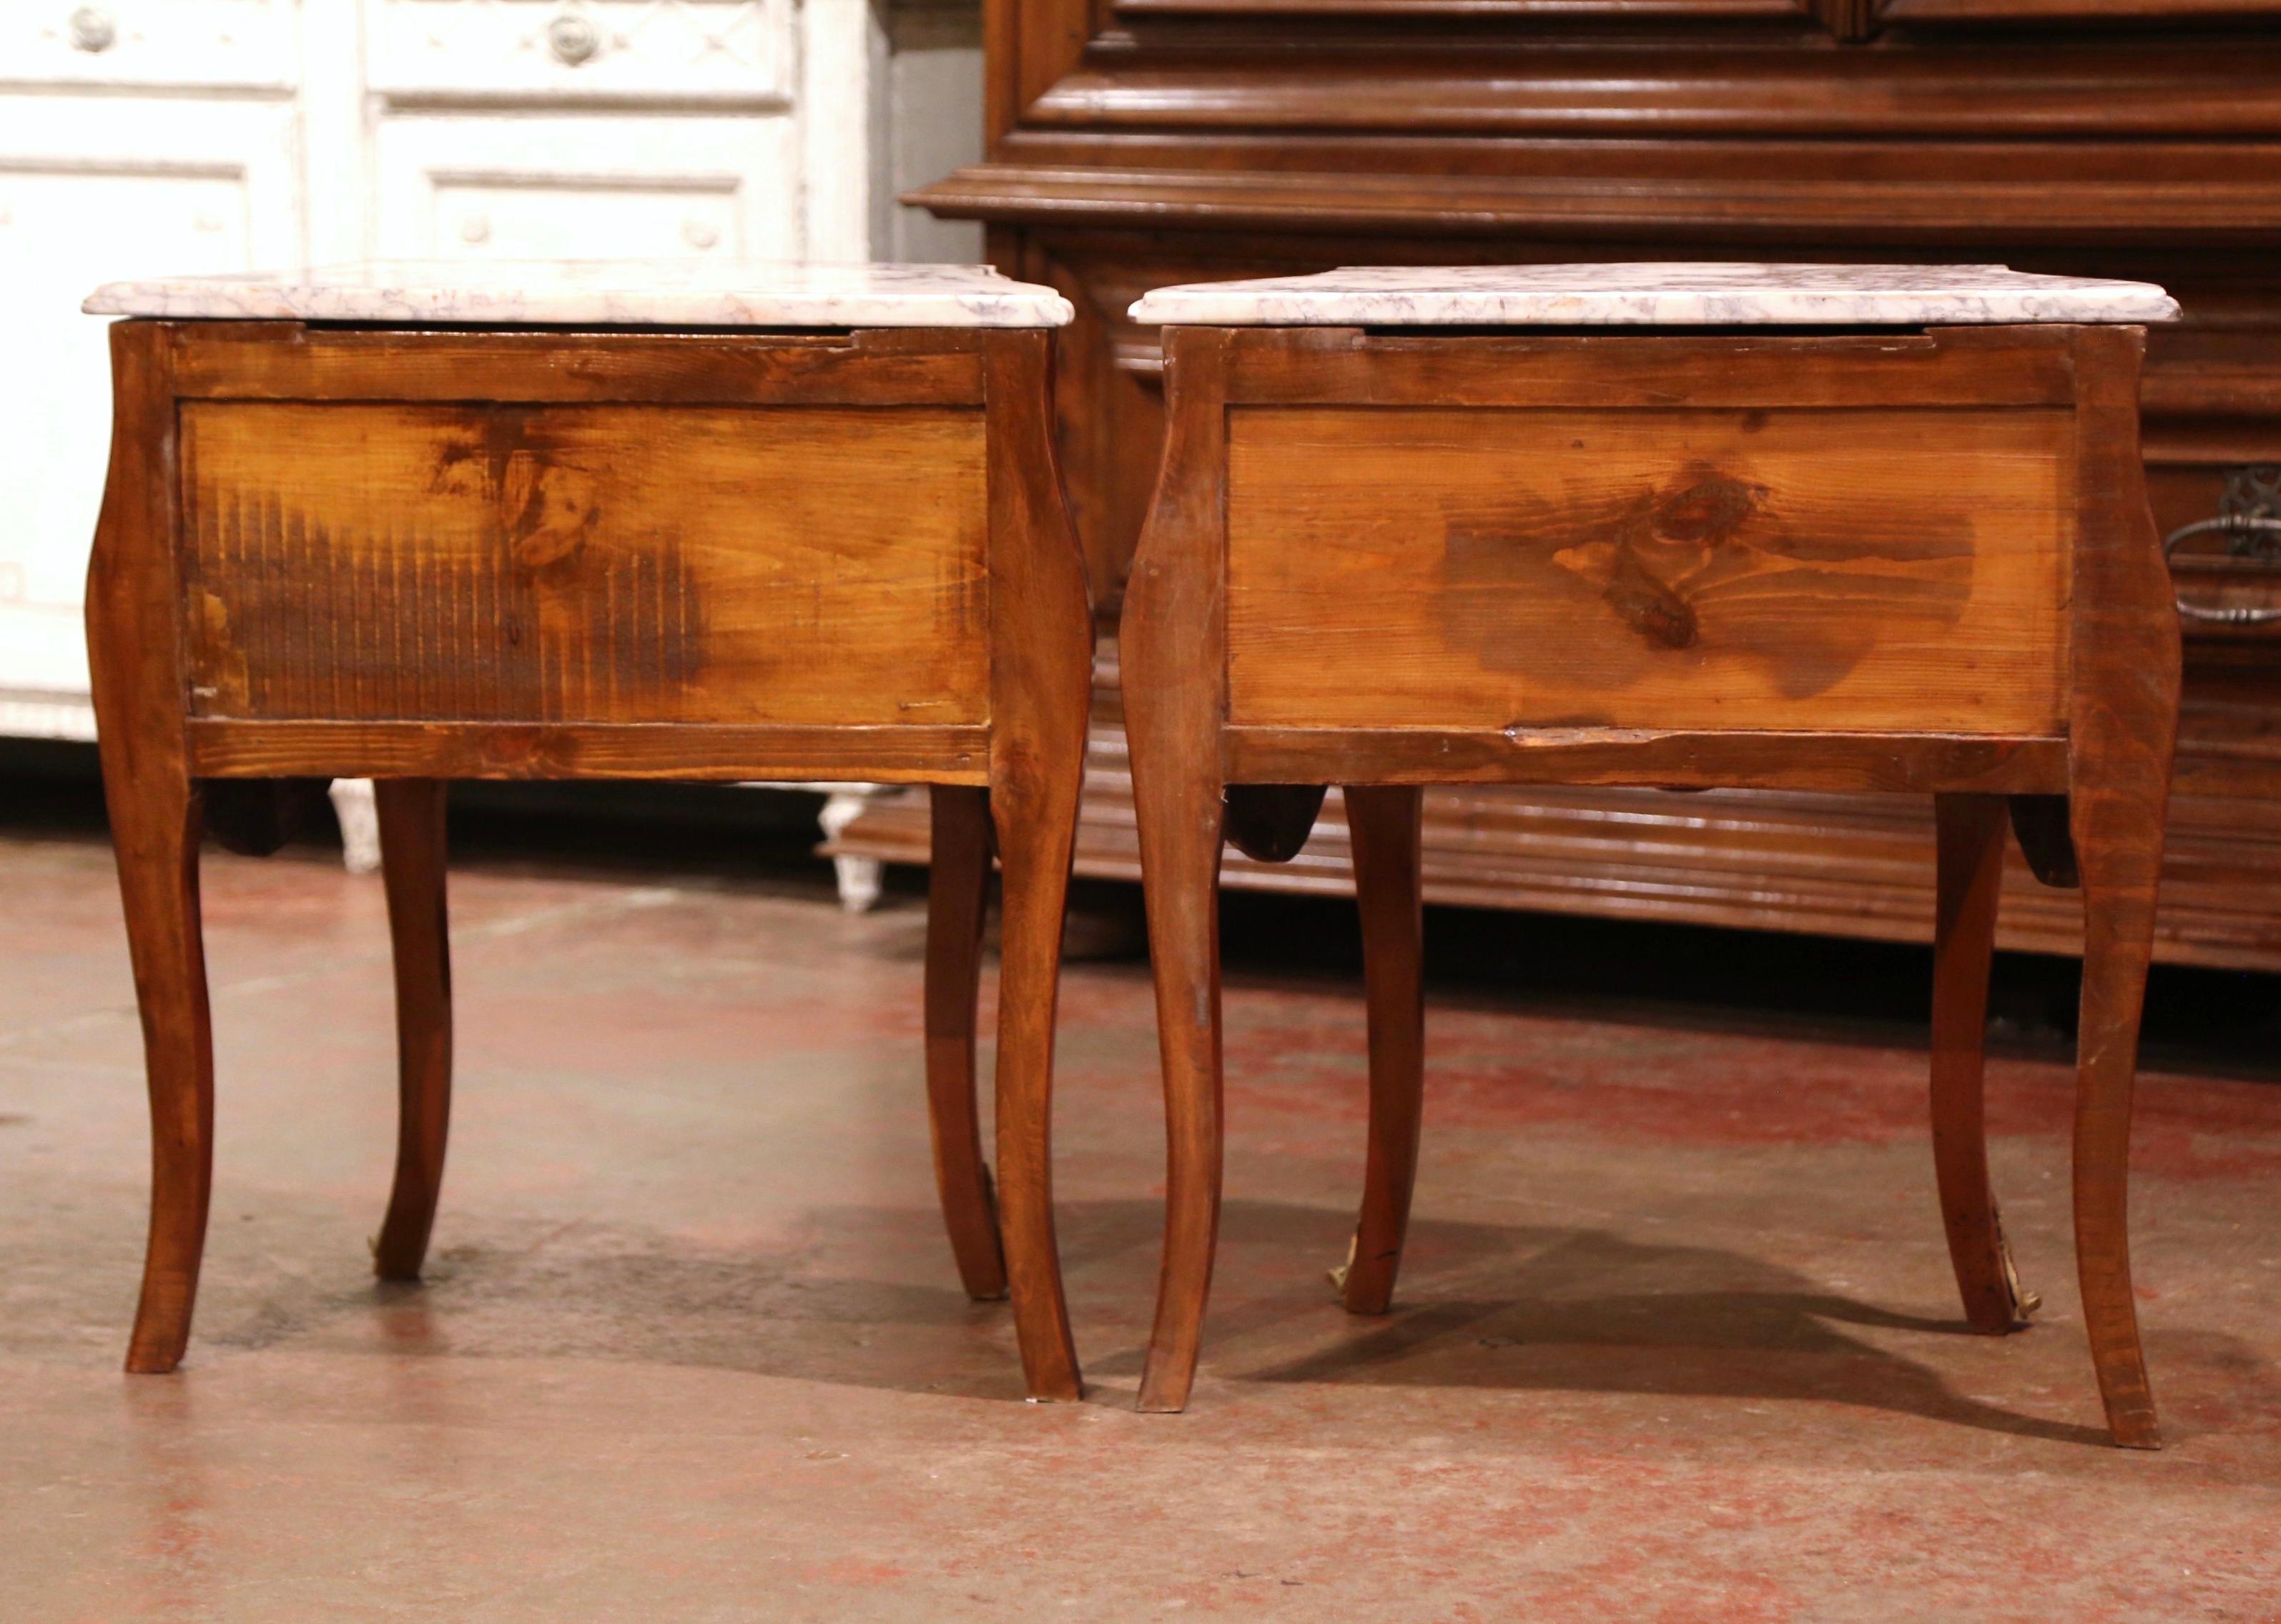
[92,319,214,1375]
[1337,785,1425,1317]
[990,767,1084,1401]
[111,771,214,1374]
[2071,779,2167,1450]
[981,327,1092,1402]
[1126,328,1233,1415]
[1930,793,2032,1334]
[2062,323,2176,1450]
[925,784,1009,1301]
[2071,792,2165,1450]
[373,779,453,1282]
[1131,772,1224,1414]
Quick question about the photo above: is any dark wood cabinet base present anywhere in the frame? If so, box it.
[832,646,2281,972]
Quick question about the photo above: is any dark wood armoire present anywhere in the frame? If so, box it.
[837,0,2281,970]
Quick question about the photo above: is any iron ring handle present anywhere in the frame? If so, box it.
[2164,516,2281,626]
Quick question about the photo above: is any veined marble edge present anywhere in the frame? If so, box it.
[1125,294,2182,326]
[80,302,1078,330]
[79,292,1078,328]
[1123,266,2179,327]
[79,267,1076,328]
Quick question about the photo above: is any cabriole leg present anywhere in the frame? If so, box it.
[109,771,214,1374]
[373,779,453,1282]
[1929,792,2032,1334]
[990,766,1084,1401]
[2060,323,2175,1449]
[92,318,215,1374]
[1336,785,1426,1317]
[1125,328,1233,1414]
[925,784,1009,1301]
[2071,773,2167,1450]
[980,326,1092,1402]
[1130,769,1225,1414]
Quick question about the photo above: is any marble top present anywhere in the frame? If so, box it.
[1127,263,2179,328]
[84,260,1075,328]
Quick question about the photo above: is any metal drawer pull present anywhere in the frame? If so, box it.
[2164,519,2281,624]
[547,13,599,65]
[2165,464,2281,626]
[67,6,115,51]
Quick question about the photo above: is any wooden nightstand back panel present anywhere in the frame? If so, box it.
[179,402,990,727]
[89,313,1093,1400]
[1124,320,2177,1442]
[1226,405,2074,737]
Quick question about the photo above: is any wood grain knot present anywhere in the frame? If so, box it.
[1550,468,1770,651]
[1439,452,1979,702]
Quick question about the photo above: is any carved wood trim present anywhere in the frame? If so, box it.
[971,0,2281,200]
[916,157,2281,240]
[1882,0,2281,21]
[1018,56,2281,138]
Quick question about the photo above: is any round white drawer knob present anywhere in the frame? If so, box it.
[682,220,719,251]
[547,14,599,66]
[68,6,117,51]
[459,214,491,245]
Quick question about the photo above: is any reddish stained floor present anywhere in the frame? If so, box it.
[4,801,2280,1622]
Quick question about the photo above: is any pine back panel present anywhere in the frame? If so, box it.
[1226,404,2074,737]
[179,402,990,726]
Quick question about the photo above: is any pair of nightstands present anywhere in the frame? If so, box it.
[85,260,2179,1447]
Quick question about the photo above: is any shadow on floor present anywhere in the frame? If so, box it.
[1217,1213,2111,1447]
[169,1194,2272,1452]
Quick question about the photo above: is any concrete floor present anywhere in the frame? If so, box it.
[4,786,2280,1621]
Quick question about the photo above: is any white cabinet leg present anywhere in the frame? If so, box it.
[817,788,885,914]
[329,777,382,875]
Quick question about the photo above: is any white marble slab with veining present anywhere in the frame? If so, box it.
[85,260,1075,328]
[1128,263,2179,328]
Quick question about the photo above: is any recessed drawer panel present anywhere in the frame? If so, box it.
[367,0,794,105]
[370,112,794,261]
[1226,405,2074,737]
[179,403,988,726]
[0,1,296,92]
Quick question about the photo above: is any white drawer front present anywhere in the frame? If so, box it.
[0,1,297,92]
[372,112,799,261]
[368,0,794,106]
